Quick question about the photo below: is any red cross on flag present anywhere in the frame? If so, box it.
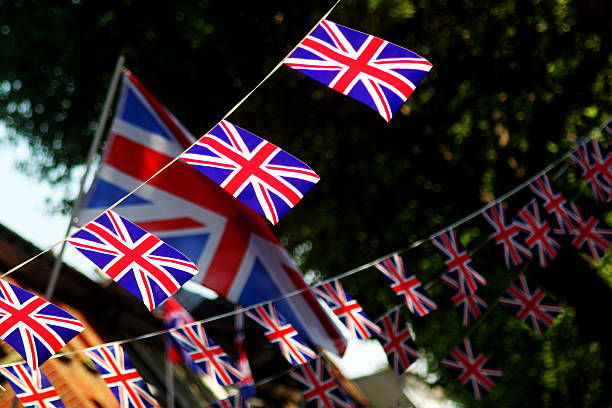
[377,307,420,376]
[514,199,560,268]
[483,202,532,269]
[0,362,64,408]
[290,357,356,408]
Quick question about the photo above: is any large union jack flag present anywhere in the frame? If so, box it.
[290,357,356,408]
[0,363,64,408]
[169,322,244,386]
[68,210,199,311]
[209,394,250,408]
[374,254,437,317]
[443,276,487,328]
[377,307,420,375]
[0,279,84,369]
[180,120,319,225]
[529,174,574,233]
[313,279,380,340]
[432,229,486,294]
[499,274,562,335]
[565,203,612,262]
[483,203,532,269]
[86,343,159,408]
[245,303,317,366]
[570,139,612,202]
[285,19,432,122]
[442,338,502,400]
[514,200,560,268]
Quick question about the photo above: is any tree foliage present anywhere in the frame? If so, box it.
[1,0,612,406]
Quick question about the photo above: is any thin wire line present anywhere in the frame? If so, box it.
[0,0,343,279]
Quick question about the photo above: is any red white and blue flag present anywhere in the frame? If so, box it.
[246,303,317,366]
[0,363,64,408]
[285,19,432,122]
[499,274,562,336]
[570,139,612,202]
[432,229,486,293]
[162,298,202,376]
[234,311,255,400]
[565,203,612,262]
[86,343,159,408]
[290,357,356,408]
[374,254,437,317]
[377,307,420,376]
[68,210,199,311]
[76,72,346,356]
[443,276,487,328]
[0,279,84,369]
[483,203,532,269]
[442,338,502,400]
[180,120,319,225]
[169,322,244,386]
[209,394,250,408]
[529,175,575,233]
[313,279,381,340]
[514,200,560,268]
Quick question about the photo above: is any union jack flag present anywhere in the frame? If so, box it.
[290,357,356,408]
[499,274,562,335]
[482,203,532,269]
[565,203,612,262]
[209,394,250,408]
[162,298,202,376]
[377,307,419,375]
[432,229,486,293]
[180,120,319,225]
[374,254,437,317]
[169,322,244,386]
[442,338,502,400]
[443,277,487,328]
[529,174,575,233]
[514,200,560,268]
[313,279,381,339]
[68,210,199,311]
[285,19,432,122]
[0,279,84,369]
[86,343,159,408]
[245,303,317,366]
[234,311,255,400]
[0,363,64,408]
[570,139,612,202]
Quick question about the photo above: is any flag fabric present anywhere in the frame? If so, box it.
[0,363,64,408]
[234,311,256,400]
[499,274,562,335]
[570,139,612,202]
[565,203,612,262]
[76,71,346,356]
[432,229,486,293]
[284,19,432,122]
[245,303,317,366]
[442,338,502,400]
[180,120,319,225]
[68,210,199,311]
[514,199,560,268]
[483,203,532,268]
[290,357,356,408]
[377,307,420,376]
[169,322,244,386]
[162,298,201,375]
[209,394,250,408]
[374,254,437,317]
[313,279,381,339]
[529,175,575,233]
[443,276,487,328]
[86,343,159,408]
[0,279,84,369]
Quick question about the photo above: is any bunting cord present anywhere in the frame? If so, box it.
[0,0,343,279]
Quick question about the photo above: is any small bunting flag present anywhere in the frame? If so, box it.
[290,357,356,408]
[0,363,64,408]
[68,209,199,311]
[483,202,532,268]
[285,19,432,121]
[570,139,612,202]
[529,174,574,233]
[377,307,420,375]
[443,276,487,328]
[566,203,612,262]
[514,199,560,268]
[0,279,84,369]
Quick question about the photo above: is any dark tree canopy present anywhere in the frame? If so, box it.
[1,0,612,406]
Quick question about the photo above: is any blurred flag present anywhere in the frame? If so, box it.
[0,363,64,408]
[234,311,255,400]
[285,19,432,121]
